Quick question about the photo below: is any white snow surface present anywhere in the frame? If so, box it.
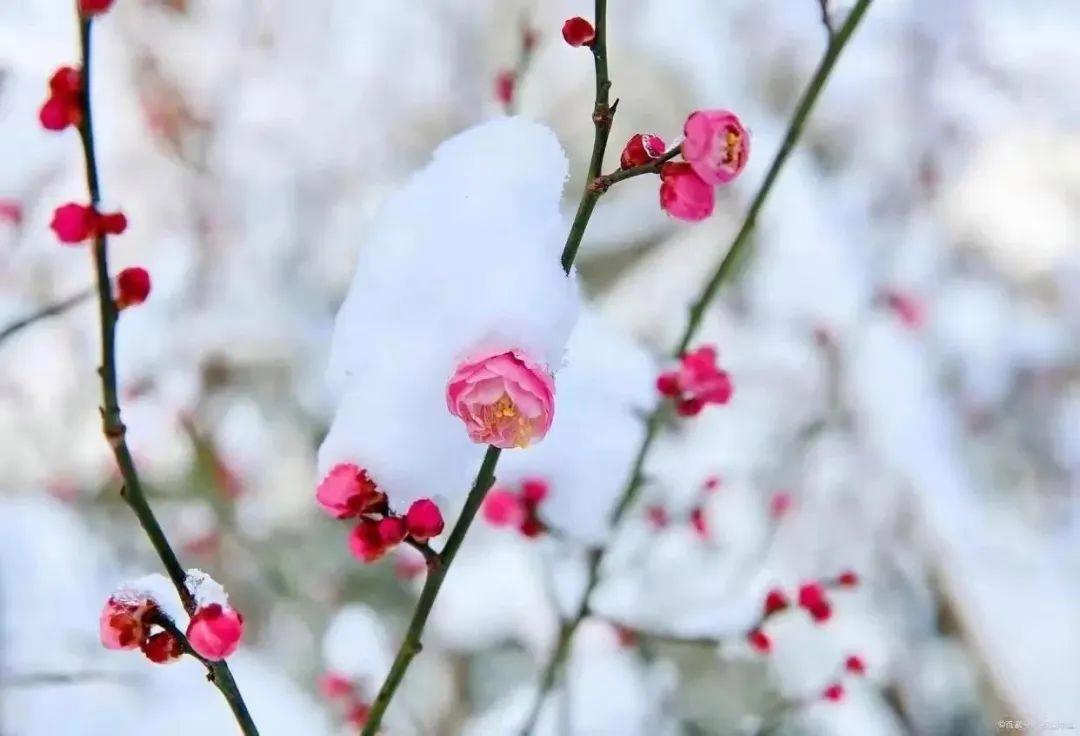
[318,117,582,510]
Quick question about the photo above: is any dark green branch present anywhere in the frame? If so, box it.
[518,3,875,732]
[75,16,257,735]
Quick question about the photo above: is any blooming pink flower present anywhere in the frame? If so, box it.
[405,499,444,542]
[561,17,596,47]
[186,603,244,661]
[659,163,714,222]
[316,463,385,519]
[39,67,83,131]
[682,110,750,185]
[99,596,154,650]
[495,70,515,107]
[656,345,733,416]
[116,267,151,310]
[483,489,526,527]
[446,349,555,449]
[747,628,771,653]
[318,672,355,701]
[845,654,866,675]
[619,133,666,169]
[822,683,845,702]
[79,0,115,15]
[763,588,789,617]
[140,631,183,664]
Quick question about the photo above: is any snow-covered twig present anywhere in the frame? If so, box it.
[517,2,875,732]
[73,14,257,735]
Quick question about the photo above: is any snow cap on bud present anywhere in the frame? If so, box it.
[682,109,750,185]
[561,17,595,47]
[140,631,184,664]
[659,162,714,222]
[404,499,444,542]
[39,67,83,131]
[619,133,666,169]
[186,603,244,661]
[79,0,116,16]
[447,349,555,449]
[316,463,384,519]
[99,596,154,650]
[115,267,151,309]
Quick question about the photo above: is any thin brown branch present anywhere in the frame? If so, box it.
[0,288,93,347]
[73,15,257,734]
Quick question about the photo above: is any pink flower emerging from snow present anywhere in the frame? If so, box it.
[316,463,385,519]
[656,345,733,416]
[99,596,155,650]
[659,162,714,222]
[682,109,750,185]
[186,603,244,661]
[446,349,555,449]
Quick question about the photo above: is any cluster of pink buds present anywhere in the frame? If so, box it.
[39,67,83,131]
[482,477,548,538]
[50,202,126,244]
[100,575,245,664]
[646,474,722,539]
[656,345,733,416]
[744,569,861,654]
[319,672,372,728]
[617,109,750,222]
[316,463,445,564]
[819,654,868,703]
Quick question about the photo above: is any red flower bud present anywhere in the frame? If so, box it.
[404,499,444,542]
[561,17,596,47]
[116,267,151,309]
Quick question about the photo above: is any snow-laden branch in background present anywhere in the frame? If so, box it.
[517,1,876,732]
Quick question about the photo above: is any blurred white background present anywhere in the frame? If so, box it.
[2,0,1079,734]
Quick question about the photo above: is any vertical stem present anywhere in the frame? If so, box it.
[361,446,502,736]
[360,2,619,730]
[560,0,613,274]
[519,3,875,732]
[75,16,258,735]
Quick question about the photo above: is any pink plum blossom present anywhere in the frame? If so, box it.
[659,163,714,222]
[682,109,750,185]
[316,463,385,519]
[446,349,555,448]
[99,596,155,650]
